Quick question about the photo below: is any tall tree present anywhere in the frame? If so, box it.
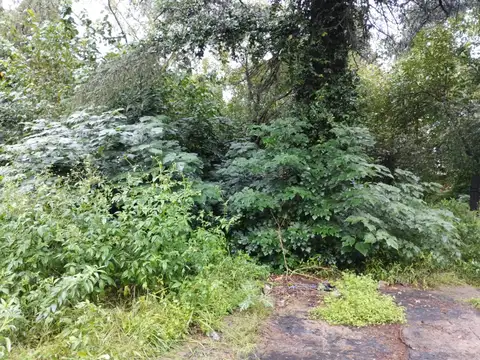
[358,18,480,204]
[151,0,478,129]
[295,0,353,102]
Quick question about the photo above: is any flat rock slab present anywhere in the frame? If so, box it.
[253,316,406,360]
[253,279,480,360]
[388,287,480,360]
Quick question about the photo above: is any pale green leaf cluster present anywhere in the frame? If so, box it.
[0,111,203,179]
[310,273,406,327]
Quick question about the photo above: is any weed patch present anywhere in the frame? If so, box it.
[366,257,465,288]
[310,273,406,327]
[0,169,270,358]
[165,303,272,360]
[9,257,269,359]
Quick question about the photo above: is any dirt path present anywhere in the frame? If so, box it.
[251,276,480,360]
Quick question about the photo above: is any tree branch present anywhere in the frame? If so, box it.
[438,0,450,17]
[108,0,128,45]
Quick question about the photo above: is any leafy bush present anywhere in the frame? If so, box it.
[310,273,406,326]
[0,167,213,316]
[438,199,480,283]
[73,45,226,119]
[0,8,98,117]
[177,254,271,331]
[10,256,268,359]
[72,49,164,119]
[0,166,268,354]
[363,200,480,287]
[440,200,480,262]
[219,117,459,267]
[0,298,22,358]
[365,256,464,288]
[0,110,203,179]
[358,23,480,190]
[167,115,235,174]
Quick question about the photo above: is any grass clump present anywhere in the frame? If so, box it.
[310,273,406,327]
[165,303,272,360]
[366,256,465,288]
[468,298,480,309]
[10,298,191,360]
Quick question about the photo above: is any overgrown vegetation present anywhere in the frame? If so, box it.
[221,120,458,268]
[165,303,272,360]
[366,256,465,288]
[0,168,268,358]
[9,258,269,359]
[310,273,406,327]
[0,0,479,357]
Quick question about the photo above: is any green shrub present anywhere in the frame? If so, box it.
[363,199,480,287]
[0,111,203,179]
[0,298,22,358]
[310,273,406,326]
[0,8,99,118]
[178,255,271,331]
[0,167,217,314]
[219,117,459,268]
[438,199,480,283]
[365,255,464,288]
[440,200,480,260]
[0,165,269,356]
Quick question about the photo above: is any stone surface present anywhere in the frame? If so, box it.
[253,279,480,360]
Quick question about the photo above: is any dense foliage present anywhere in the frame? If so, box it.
[0,168,268,358]
[359,17,480,190]
[220,118,458,267]
[0,0,479,357]
[0,111,203,178]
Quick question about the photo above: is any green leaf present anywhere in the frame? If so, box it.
[355,242,370,256]
[5,338,11,353]
[364,233,377,244]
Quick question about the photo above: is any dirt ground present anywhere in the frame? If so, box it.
[168,275,480,360]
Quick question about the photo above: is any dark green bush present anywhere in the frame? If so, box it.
[439,199,480,282]
[219,117,459,268]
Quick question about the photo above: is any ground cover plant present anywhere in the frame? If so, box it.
[310,273,406,327]
[469,299,480,309]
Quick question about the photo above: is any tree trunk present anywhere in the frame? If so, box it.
[469,174,480,211]
[296,0,351,103]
